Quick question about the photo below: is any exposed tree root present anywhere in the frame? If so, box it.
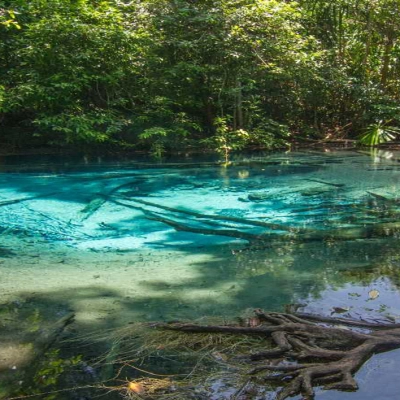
[156,310,400,399]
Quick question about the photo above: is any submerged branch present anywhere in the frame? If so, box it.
[111,195,295,232]
[304,179,345,188]
[106,193,400,246]
[145,212,264,242]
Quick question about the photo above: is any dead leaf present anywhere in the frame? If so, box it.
[128,382,144,394]
[368,289,380,300]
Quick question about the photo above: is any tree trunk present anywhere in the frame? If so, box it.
[381,32,395,88]
[236,80,244,129]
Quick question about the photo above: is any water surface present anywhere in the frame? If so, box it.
[1,149,400,399]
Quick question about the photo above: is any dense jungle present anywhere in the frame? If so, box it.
[1,0,400,154]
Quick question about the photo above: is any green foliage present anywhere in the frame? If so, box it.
[358,121,400,146]
[138,125,189,159]
[250,118,291,149]
[203,116,290,161]
[202,117,249,161]
[138,127,169,159]
[34,109,128,144]
[0,85,5,112]
[2,0,400,150]
[16,349,83,400]
[1,0,149,144]
[0,8,20,29]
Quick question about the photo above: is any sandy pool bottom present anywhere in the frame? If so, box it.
[0,233,265,331]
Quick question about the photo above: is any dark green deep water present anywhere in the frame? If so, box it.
[1,149,400,399]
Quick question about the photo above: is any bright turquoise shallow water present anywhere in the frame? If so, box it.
[1,149,400,399]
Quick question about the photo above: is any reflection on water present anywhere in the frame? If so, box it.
[1,149,400,399]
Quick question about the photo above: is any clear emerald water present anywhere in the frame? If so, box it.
[1,149,400,399]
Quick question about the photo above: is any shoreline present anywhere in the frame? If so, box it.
[0,140,371,158]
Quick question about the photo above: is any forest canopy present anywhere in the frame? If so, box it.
[1,0,400,152]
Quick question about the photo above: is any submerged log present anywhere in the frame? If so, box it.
[107,194,400,245]
[78,178,146,222]
[145,212,264,242]
[0,192,59,208]
[157,310,400,400]
[148,210,400,244]
[111,195,294,231]
[79,197,107,221]
[367,191,400,203]
[304,179,345,188]
[300,221,400,242]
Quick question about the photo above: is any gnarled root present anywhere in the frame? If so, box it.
[157,309,400,399]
